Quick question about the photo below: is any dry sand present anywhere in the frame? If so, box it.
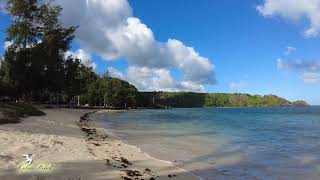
[0,108,197,180]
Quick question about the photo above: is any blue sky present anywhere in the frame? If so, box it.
[1,0,320,104]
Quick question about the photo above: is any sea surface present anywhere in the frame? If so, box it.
[96,107,320,180]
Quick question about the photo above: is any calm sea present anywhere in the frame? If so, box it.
[96,107,320,180]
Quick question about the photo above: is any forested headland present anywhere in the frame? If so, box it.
[141,92,309,108]
[0,0,308,109]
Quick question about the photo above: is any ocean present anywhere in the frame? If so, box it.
[96,107,320,180]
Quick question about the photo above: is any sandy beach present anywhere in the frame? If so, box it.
[0,108,197,180]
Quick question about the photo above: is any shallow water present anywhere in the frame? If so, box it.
[96,107,320,180]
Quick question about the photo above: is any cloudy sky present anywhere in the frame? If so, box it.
[1,0,320,104]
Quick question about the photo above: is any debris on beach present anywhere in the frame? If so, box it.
[168,174,177,178]
[78,112,160,180]
[122,169,143,177]
[120,157,132,165]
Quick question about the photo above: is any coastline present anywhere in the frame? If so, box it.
[91,110,202,179]
[0,108,197,180]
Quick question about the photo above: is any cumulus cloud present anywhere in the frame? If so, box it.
[66,49,97,69]
[301,72,320,84]
[277,58,320,72]
[257,0,320,37]
[277,47,320,84]
[55,0,215,91]
[107,66,205,92]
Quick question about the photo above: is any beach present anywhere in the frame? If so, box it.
[0,108,197,180]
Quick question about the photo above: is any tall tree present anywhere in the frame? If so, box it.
[87,77,140,108]
[1,0,76,101]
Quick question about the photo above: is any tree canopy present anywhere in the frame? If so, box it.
[0,0,141,108]
[86,77,141,108]
[141,92,308,108]
[0,0,76,101]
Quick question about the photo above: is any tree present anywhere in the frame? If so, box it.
[64,57,98,105]
[1,0,76,101]
[87,77,140,108]
[64,58,81,102]
[0,0,145,107]
[77,63,98,105]
[0,49,17,97]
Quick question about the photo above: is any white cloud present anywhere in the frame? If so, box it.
[257,0,320,37]
[107,66,205,92]
[301,72,320,84]
[167,39,215,84]
[107,67,126,80]
[66,49,97,69]
[277,48,320,85]
[3,41,13,50]
[3,39,42,51]
[284,46,296,55]
[56,0,215,91]
[277,58,320,71]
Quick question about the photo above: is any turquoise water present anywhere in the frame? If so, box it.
[97,107,320,180]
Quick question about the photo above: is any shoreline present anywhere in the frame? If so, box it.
[91,110,203,179]
[81,110,199,180]
[92,110,209,180]
[0,108,198,180]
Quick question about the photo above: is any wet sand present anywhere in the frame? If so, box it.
[0,108,197,180]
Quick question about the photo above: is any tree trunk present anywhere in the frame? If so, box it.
[77,95,80,106]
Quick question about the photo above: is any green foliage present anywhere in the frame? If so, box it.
[0,103,45,124]
[86,77,141,108]
[0,0,141,108]
[0,102,45,116]
[159,92,206,108]
[291,101,309,107]
[141,92,308,108]
[0,0,76,101]
[64,58,98,103]
[205,93,292,107]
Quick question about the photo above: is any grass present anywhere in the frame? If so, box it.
[0,103,45,124]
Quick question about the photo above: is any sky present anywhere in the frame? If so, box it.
[0,0,320,105]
